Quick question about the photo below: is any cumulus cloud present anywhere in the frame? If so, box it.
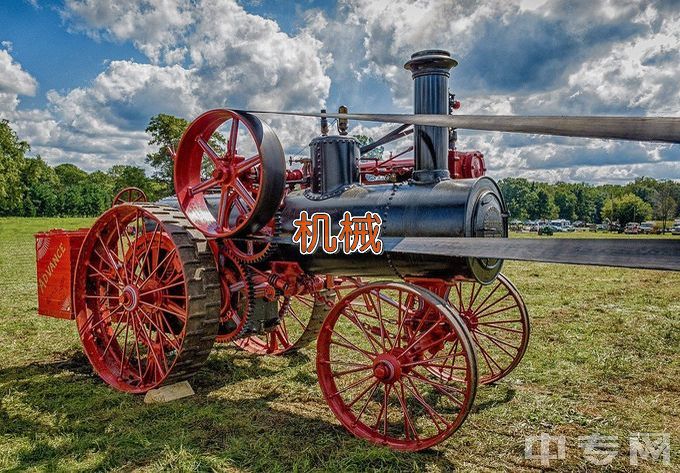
[307,0,680,182]
[51,0,332,161]
[3,0,679,182]
[0,46,38,100]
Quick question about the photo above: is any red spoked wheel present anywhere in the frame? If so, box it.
[215,249,252,343]
[174,109,285,238]
[317,281,477,451]
[73,204,220,393]
[112,187,147,206]
[444,274,529,384]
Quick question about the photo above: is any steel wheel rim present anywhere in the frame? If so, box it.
[317,282,477,451]
[174,109,285,238]
[73,206,188,393]
[112,187,147,206]
[445,274,529,384]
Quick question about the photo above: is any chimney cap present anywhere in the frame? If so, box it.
[404,50,458,77]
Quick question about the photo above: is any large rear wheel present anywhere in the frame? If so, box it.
[73,204,220,393]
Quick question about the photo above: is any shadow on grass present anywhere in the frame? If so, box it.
[0,350,463,471]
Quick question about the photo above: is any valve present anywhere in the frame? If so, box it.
[338,105,348,135]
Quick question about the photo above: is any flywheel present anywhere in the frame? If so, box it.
[174,109,286,238]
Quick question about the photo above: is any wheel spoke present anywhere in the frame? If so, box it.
[236,154,260,174]
[232,178,256,209]
[197,136,223,168]
[189,176,220,197]
[227,118,239,157]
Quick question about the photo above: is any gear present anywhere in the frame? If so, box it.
[215,247,254,343]
[223,210,281,264]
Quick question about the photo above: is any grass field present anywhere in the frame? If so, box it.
[0,217,678,472]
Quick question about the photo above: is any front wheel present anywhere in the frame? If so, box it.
[316,281,477,451]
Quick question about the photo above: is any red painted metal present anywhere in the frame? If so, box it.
[235,292,316,355]
[359,149,486,182]
[112,187,148,206]
[408,274,529,384]
[72,206,190,392]
[450,150,486,179]
[174,109,284,238]
[35,228,88,319]
[215,249,251,343]
[316,281,477,451]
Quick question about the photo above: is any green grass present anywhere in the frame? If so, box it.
[0,217,678,472]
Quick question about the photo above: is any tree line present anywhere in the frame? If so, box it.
[1,115,678,227]
[499,177,679,230]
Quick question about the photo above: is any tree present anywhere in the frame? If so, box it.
[54,163,87,187]
[145,113,189,193]
[22,156,60,216]
[108,164,153,199]
[554,188,577,221]
[353,134,384,161]
[602,193,652,225]
[146,113,225,196]
[499,178,540,221]
[531,187,558,220]
[0,120,29,215]
[654,182,677,232]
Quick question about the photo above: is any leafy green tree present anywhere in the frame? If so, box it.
[107,164,155,199]
[0,120,29,215]
[55,163,87,187]
[145,114,189,192]
[77,181,110,216]
[654,182,677,232]
[499,178,536,220]
[531,187,558,220]
[22,156,60,216]
[554,188,577,221]
[603,193,652,225]
[573,183,596,222]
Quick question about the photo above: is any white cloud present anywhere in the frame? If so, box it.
[2,0,678,184]
[55,0,332,156]
[0,47,38,98]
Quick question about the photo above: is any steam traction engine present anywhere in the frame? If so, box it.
[36,50,529,451]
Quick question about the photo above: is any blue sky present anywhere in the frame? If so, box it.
[0,0,678,183]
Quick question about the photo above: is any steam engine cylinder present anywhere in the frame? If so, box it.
[309,135,360,195]
[276,177,507,283]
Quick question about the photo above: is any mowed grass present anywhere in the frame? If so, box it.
[0,217,678,472]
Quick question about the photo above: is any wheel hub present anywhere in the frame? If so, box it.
[372,353,402,384]
[121,285,140,311]
[461,309,478,330]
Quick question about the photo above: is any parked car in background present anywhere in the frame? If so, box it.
[550,219,571,232]
[640,221,661,234]
[672,223,680,235]
[624,222,641,234]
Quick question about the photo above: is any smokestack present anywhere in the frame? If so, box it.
[404,50,458,182]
